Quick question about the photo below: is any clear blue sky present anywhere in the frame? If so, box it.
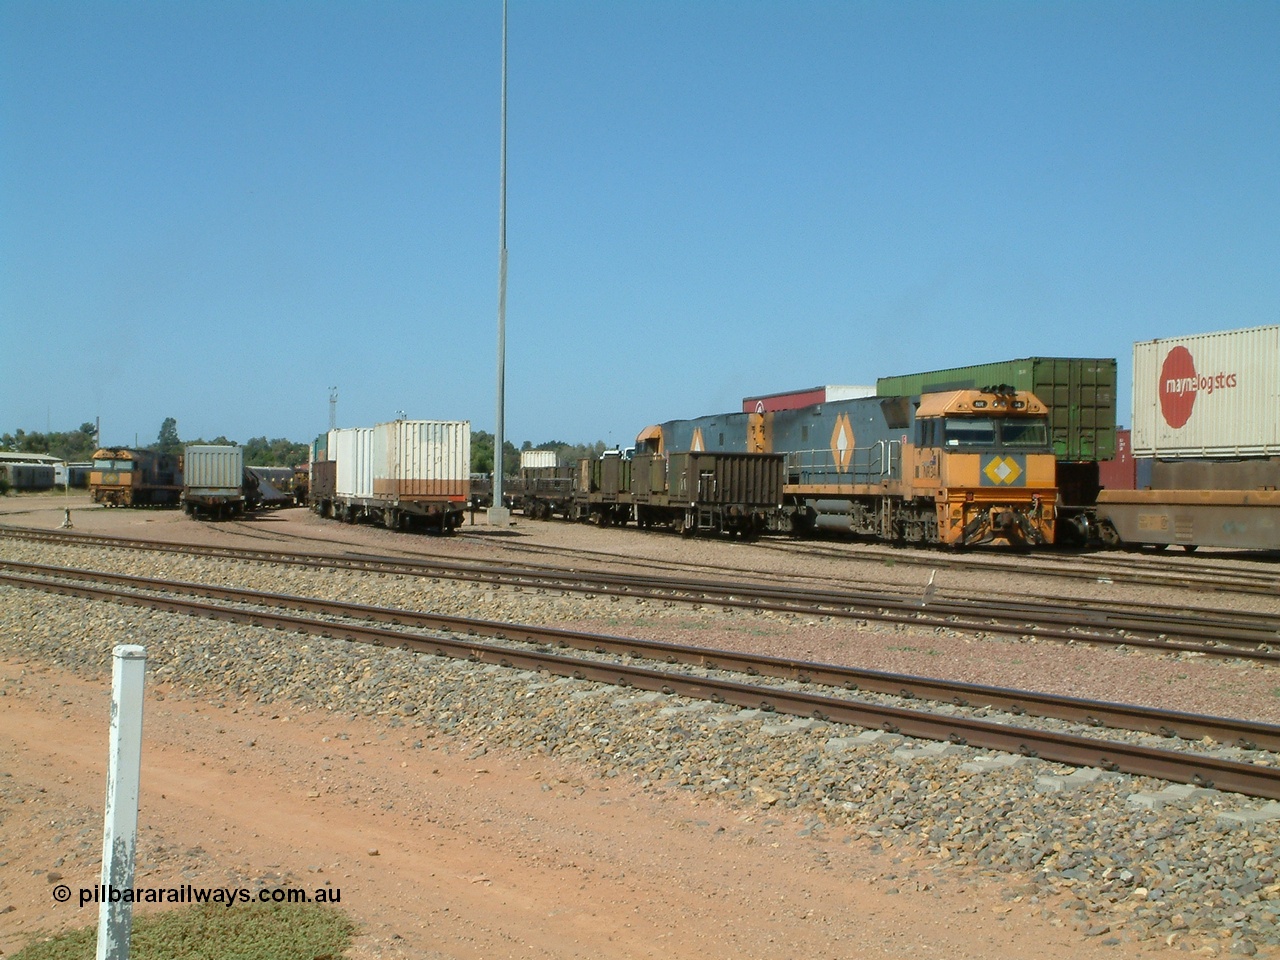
[3,1,1277,449]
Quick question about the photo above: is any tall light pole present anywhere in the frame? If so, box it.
[488,0,511,526]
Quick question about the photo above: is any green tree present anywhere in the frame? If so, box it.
[1,421,100,460]
[470,431,518,476]
[243,436,309,467]
[154,418,182,456]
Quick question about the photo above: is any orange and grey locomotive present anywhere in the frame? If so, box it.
[639,388,1058,547]
[89,448,182,506]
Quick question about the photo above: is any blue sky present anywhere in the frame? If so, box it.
[3,1,1277,449]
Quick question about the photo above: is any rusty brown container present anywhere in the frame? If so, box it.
[311,459,337,500]
[1097,428,1136,491]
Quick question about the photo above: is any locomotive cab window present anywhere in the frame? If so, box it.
[93,459,134,472]
[1000,419,1049,448]
[943,418,996,447]
[940,416,1048,449]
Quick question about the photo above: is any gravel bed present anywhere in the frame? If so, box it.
[2,540,1280,953]
[25,560,1277,772]
[3,537,1279,723]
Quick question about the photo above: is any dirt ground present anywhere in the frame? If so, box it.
[3,657,1186,960]
[0,494,1255,958]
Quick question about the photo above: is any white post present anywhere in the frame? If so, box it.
[96,645,146,960]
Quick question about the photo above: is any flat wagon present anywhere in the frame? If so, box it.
[182,444,246,518]
[1097,326,1280,551]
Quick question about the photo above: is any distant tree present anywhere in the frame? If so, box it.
[243,436,309,467]
[0,421,100,461]
[154,418,182,457]
[470,431,518,476]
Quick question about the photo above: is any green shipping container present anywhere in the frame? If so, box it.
[876,357,1117,462]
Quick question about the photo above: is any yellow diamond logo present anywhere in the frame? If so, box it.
[984,456,1022,485]
[830,414,855,471]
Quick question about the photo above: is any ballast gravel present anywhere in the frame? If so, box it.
[1,537,1278,954]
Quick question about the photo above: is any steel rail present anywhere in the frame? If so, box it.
[2,526,1276,662]
[4,566,1279,800]
[749,537,1280,597]
[4,559,1278,751]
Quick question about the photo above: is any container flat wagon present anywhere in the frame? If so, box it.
[183,445,246,518]
[1097,326,1280,551]
[509,460,576,514]
[312,420,470,533]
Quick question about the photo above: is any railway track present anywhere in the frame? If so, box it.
[745,536,1280,598]
[3,559,1279,800]
[3,525,1278,664]
[454,516,1280,597]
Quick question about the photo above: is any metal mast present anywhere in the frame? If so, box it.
[489,0,511,526]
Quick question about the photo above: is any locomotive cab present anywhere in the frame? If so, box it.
[908,390,1057,547]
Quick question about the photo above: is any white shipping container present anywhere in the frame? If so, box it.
[1132,325,1280,458]
[183,445,243,492]
[372,420,470,498]
[824,385,878,402]
[330,428,374,499]
[520,450,560,470]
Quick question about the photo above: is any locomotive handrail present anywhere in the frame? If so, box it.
[870,439,901,479]
[786,442,901,485]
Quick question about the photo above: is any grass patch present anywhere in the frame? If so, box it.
[12,901,356,960]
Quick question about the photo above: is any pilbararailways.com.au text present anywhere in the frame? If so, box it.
[61,884,341,908]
